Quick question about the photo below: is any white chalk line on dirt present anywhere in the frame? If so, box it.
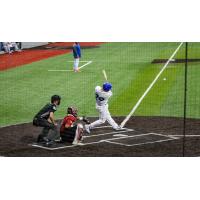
[101,133,153,142]
[113,134,128,137]
[82,133,177,148]
[120,42,184,128]
[150,132,179,140]
[48,60,92,72]
[82,132,178,148]
[167,135,200,138]
[105,138,175,147]
[103,133,178,147]
[31,132,177,150]
[92,125,111,129]
[31,129,135,150]
[83,128,134,138]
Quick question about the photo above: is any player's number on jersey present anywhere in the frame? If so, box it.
[96,93,105,101]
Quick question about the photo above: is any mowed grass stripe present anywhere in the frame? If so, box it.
[0,42,200,126]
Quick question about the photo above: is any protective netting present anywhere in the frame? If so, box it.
[0,42,200,156]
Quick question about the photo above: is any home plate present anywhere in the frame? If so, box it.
[113,134,128,137]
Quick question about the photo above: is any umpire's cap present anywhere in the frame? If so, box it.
[51,95,61,105]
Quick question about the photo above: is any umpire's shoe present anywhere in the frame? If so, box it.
[43,137,54,146]
[37,135,45,143]
[37,136,54,146]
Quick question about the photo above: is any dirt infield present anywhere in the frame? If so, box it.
[0,42,103,71]
[0,116,199,157]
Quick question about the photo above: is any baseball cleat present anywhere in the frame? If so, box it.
[45,140,54,146]
[72,140,84,145]
[115,126,123,131]
[43,138,54,146]
[85,124,91,134]
[37,135,45,143]
[54,137,62,142]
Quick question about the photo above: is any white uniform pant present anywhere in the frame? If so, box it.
[73,58,80,71]
[89,104,119,129]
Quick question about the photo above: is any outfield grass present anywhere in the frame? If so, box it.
[0,42,200,126]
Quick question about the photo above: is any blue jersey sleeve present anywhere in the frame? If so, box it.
[77,44,81,58]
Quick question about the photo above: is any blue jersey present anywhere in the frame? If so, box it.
[73,43,81,58]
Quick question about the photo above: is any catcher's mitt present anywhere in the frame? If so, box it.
[82,116,90,124]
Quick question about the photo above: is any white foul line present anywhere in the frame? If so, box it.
[48,60,92,72]
[120,42,184,128]
[167,135,200,138]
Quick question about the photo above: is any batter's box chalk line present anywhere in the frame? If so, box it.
[103,133,179,147]
[31,127,135,150]
[82,128,134,138]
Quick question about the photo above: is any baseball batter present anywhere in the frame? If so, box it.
[85,82,121,133]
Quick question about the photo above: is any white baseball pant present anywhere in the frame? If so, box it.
[73,58,80,71]
[89,104,119,129]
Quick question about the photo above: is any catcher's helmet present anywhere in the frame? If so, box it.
[67,106,78,117]
[103,82,112,92]
[51,95,61,105]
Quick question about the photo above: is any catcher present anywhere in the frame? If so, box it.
[60,106,90,145]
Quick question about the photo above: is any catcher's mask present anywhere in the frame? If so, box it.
[67,106,78,117]
[51,95,61,105]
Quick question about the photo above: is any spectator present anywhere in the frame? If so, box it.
[2,42,21,54]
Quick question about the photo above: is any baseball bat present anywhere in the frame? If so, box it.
[102,69,108,81]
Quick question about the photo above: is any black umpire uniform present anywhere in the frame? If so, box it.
[33,95,61,143]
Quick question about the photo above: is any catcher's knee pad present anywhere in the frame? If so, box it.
[77,123,83,129]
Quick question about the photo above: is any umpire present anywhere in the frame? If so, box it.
[33,95,61,145]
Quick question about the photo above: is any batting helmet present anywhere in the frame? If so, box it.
[103,82,112,92]
[51,95,61,105]
[67,106,78,117]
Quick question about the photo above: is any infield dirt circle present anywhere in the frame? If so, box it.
[0,116,199,157]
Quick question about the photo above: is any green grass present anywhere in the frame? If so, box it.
[0,42,200,126]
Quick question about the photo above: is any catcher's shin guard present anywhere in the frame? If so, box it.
[73,123,84,144]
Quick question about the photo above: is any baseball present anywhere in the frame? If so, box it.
[163,78,167,81]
